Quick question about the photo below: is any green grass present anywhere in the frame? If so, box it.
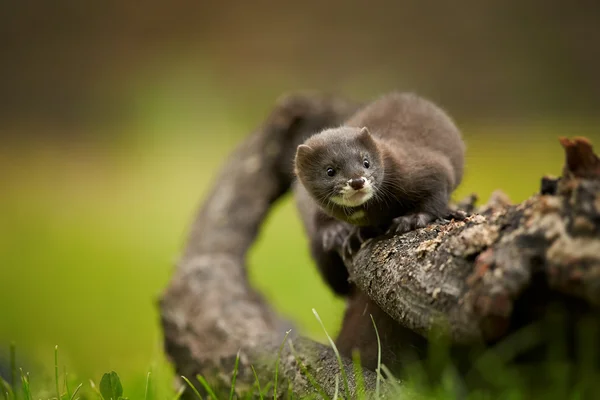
[1,105,599,398]
[370,315,382,399]
[3,313,599,399]
[313,309,350,398]
[274,330,292,400]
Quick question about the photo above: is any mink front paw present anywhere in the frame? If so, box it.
[341,226,368,259]
[322,224,362,260]
[341,226,383,259]
[389,213,435,234]
[323,224,383,259]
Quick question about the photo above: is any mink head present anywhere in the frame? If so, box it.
[294,126,384,208]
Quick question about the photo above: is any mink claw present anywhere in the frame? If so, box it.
[341,229,362,259]
[444,209,468,221]
[389,213,434,234]
[340,226,379,259]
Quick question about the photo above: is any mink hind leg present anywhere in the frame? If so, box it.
[335,289,428,374]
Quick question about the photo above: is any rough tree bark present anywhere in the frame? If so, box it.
[159,91,600,397]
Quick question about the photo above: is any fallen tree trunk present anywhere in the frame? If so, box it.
[337,137,600,347]
[160,91,600,397]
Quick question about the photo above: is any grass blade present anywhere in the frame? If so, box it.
[288,340,329,400]
[144,372,151,400]
[88,379,102,400]
[333,375,339,400]
[381,365,403,393]
[370,314,382,399]
[274,329,292,400]
[0,377,14,400]
[313,308,350,398]
[352,350,365,400]
[64,366,72,400]
[229,350,240,400]
[54,346,61,400]
[170,385,185,400]
[261,382,273,399]
[195,375,218,400]
[70,383,82,400]
[19,369,31,400]
[250,365,263,400]
[180,376,202,399]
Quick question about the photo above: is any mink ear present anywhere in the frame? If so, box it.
[295,144,313,166]
[357,127,376,147]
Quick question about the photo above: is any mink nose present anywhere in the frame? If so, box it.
[349,177,365,190]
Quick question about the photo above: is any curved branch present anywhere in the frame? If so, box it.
[159,92,388,397]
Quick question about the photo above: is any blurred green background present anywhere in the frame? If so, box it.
[1,0,599,396]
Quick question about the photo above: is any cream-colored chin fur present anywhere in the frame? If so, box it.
[330,180,374,207]
[348,210,366,220]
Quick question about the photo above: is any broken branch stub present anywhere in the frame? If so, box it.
[559,136,600,180]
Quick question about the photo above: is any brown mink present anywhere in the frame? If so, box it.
[294,91,465,295]
[292,91,465,372]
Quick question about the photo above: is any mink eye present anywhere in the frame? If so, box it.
[326,167,335,177]
[363,159,370,169]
